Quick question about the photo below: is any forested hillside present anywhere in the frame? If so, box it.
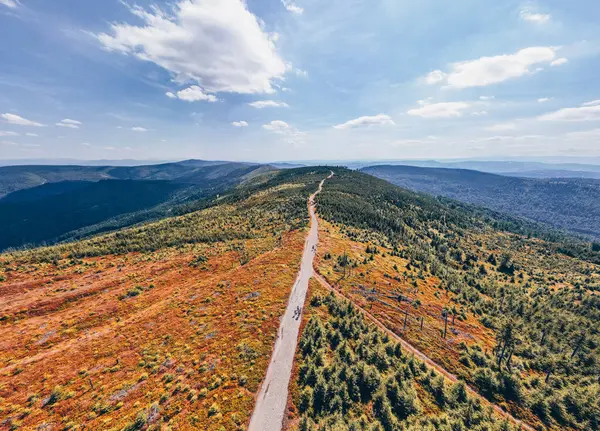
[0,162,274,250]
[363,165,600,239]
[0,160,262,197]
[288,169,599,431]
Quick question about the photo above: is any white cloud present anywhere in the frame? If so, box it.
[333,114,395,129]
[425,70,447,85]
[166,92,177,99]
[1,140,18,146]
[61,119,81,125]
[0,0,18,8]
[131,127,148,132]
[407,102,471,118]
[519,7,551,24]
[232,121,249,127]
[550,58,568,67]
[538,97,552,103]
[295,68,308,77]
[471,111,488,116]
[95,0,287,94]
[538,103,600,122]
[174,86,218,102]
[0,131,19,136]
[583,100,600,107]
[425,47,561,89]
[56,123,78,129]
[486,122,517,131]
[56,119,82,129]
[282,0,303,15]
[263,120,291,132]
[26,133,39,137]
[1,113,44,127]
[262,120,305,145]
[479,96,495,101]
[248,100,289,109]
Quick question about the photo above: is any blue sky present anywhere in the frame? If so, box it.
[0,0,599,162]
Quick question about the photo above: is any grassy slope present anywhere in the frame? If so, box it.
[0,168,331,430]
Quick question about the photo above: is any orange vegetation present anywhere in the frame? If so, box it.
[0,230,306,430]
[315,220,497,379]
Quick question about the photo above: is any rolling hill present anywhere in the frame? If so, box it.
[340,160,600,179]
[363,164,600,239]
[0,161,274,250]
[0,160,260,198]
[0,167,598,431]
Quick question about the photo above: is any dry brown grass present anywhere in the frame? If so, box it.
[0,229,306,431]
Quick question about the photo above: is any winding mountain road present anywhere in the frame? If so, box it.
[247,172,333,431]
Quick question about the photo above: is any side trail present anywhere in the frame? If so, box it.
[312,275,535,431]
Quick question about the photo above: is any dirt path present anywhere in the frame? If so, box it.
[313,272,535,431]
[248,172,333,431]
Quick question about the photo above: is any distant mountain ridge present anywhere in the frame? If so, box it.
[0,160,275,250]
[363,164,600,239]
[0,159,262,197]
[352,160,600,179]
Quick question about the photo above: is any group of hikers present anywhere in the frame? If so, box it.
[292,305,302,320]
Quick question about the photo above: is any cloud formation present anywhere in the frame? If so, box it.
[0,131,19,136]
[131,127,148,132]
[248,100,289,109]
[56,119,82,129]
[1,113,44,127]
[281,0,303,15]
[538,102,600,121]
[96,0,287,94]
[173,86,218,102]
[263,120,305,145]
[425,47,563,89]
[0,0,18,8]
[232,121,249,127]
[519,7,551,24]
[333,114,395,129]
[407,102,471,118]
[550,58,568,67]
